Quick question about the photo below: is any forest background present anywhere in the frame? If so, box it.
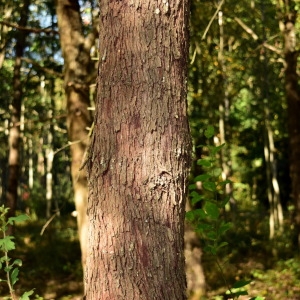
[0,0,299,299]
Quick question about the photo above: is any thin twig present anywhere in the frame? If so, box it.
[202,0,225,40]
[40,211,60,236]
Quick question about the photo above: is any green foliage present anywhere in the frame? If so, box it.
[187,126,232,256]
[0,206,36,300]
[187,126,261,299]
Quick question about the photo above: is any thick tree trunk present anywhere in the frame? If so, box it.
[56,0,95,266]
[85,1,191,299]
[282,8,300,247]
[6,0,30,229]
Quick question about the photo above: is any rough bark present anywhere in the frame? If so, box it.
[282,7,300,247]
[85,1,191,299]
[55,0,95,266]
[6,0,30,229]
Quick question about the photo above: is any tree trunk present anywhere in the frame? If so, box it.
[55,0,95,266]
[281,4,300,247]
[6,0,30,229]
[184,201,205,299]
[85,1,191,299]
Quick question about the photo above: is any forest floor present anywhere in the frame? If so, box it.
[0,211,299,300]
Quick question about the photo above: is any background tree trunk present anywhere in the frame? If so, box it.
[85,1,191,299]
[55,0,95,266]
[6,0,30,230]
[280,3,300,247]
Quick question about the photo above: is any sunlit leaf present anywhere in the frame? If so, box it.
[8,214,30,225]
[0,236,15,251]
[19,289,35,300]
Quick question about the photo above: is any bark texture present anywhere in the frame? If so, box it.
[56,0,95,266]
[85,1,191,299]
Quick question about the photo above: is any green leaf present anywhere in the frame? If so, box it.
[204,244,217,255]
[196,223,213,232]
[204,125,214,139]
[0,255,7,262]
[11,267,19,286]
[203,181,216,192]
[211,167,222,177]
[12,259,22,267]
[193,209,207,220]
[220,195,231,208]
[19,289,35,300]
[206,231,218,240]
[186,209,206,222]
[0,236,15,251]
[232,279,252,289]
[185,211,195,222]
[8,214,30,225]
[217,241,228,250]
[218,222,232,235]
[233,290,248,296]
[188,184,196,190]
[197,159,211,167]
[190,191,204,205]
[4,266,12,272]
[249,297,265,300]
[210,143,225,156]
[219,179,232,186]
[204,202,219,219]
[194,174,211,182]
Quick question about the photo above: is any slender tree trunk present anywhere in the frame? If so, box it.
[217,9,236,215]
[184,203,205,299]
[259,1,283,239]
[6,0,30,228]
[280,3,300,247]
[0,4,12,69]
[85,0,191,299]
[56,0,95,266]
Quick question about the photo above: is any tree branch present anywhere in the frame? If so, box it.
[234,17,282,55]
[21,57,63,77]
[0,20,58,34]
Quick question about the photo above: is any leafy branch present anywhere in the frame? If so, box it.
[187,126,261,299]
[0,206,35,300]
